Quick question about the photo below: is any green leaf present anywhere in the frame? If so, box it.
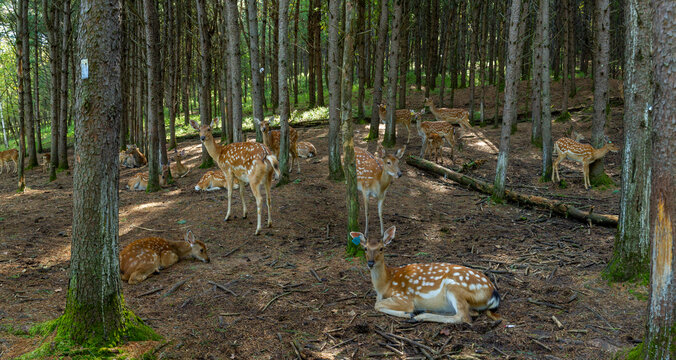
[177,219,187,224]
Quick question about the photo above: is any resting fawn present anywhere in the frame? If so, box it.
[191,119,280,235]
[296,141,317,159]
[254,117,301,173]
[195,170,239,191]
[352,226,500,323]
[378,104,414,144]
[126,165,170,191]
[553,136,619,189]
[356,145,406,238]
[170,150,190,178]
[120,230,210,284]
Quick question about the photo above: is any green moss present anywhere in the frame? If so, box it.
[555,111,571,123]
[590,173,615,188]
[490,194,505,204]
[199,157,214,169]
[531,138,543,149]
[622,342,643,360]
[603,250,650,283]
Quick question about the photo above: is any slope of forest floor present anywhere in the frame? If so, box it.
[0,80,646,360]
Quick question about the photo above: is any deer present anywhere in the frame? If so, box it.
[0,149,18,174]
[120,230,210,285]
[378,104,414,144]
[553,136,619,189]
[170,150,190,178]
[126,144,147,167]
[296,141,317,159]
[356,144,406,238]
[191,119,280,235]
[425,133,445,165]
[254,117,301,173]
[414,110,456,162]
[41,153,51,173]
[194,170,240,191]
[423,97,472,130]
[126,165,170,191]
[351,226,501,324]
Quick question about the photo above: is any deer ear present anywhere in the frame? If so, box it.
[254,117,261,126]
[376,144,386,158]
[383,226,396,246]
[185,230,196,244]
[190,120,200,130]
[180,150,186,157]
[395,146,406,159]
[210,118,217,128]
[350,232,365,246]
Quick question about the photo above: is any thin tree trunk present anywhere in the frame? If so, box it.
[21,0,37,168]
[44,0,60,181]
[327,0,343,181]
[144,0,162,191]
[247,0,265,142]
[561,0,570,113]
[589,0,610,185]
[314,2,324,107]
[196,0,213,167]
[383,0,403,148]
[16,0,27,191]
[0,101,7,148]
[57,0,71,170]
[34,0,42,154]
[356,0,366,119]
[540,0,553,181]
[167,0,177,150]
[468,1,479,123]
[182,1,192,126]
[424,0,439,98]
[225,0,243,142]
[367,0,389,140]
[277,0,291,184]
[397,0,409,109]
[307,0,316,107]
[293,0,299,105]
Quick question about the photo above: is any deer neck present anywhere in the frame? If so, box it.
[202,134,223,163]
[261,130,272,148]
[428,103,437,115]
[415,117,425,136]
[369,259,392,297]
[167,240,193,258]
[591,144,611,162]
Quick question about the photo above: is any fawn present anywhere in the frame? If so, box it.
[195,170,239,191]
[553,136,619,189]
[352,226,500,324]
[125,144,147,167]
[356,145,406,238]
[296,141,317,159]
[41,153,51,173]
[170,150,190,178]
[126,165,170,191]
[191,119,280,235]
[0,149,18,174]
[414,110,456,161]
[425,133,445,164]
[120,230,210,284]
[378,104,414,144]
[254,117,301,173]
[423,97,472,130]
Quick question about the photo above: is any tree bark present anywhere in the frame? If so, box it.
[314,2,324,107]
[540,0,553,181]
[58,0,71,170]
[589,0,610,185]
[225,0,243,142]
[247,0,265,142]
[307,0,316,107]
[44,0,60,181]
[605,0,653,282]
[277,0,291,184]
[271,0,280,111]
[367,0,389,140]
[21,0,37,168]
[561,0,570,113]
[34,0,42,154]
[383,0,403,148]
[196,0,213,168]
[644,1,675,355]
[144,0,162,191]
[424,0,439,98]
[397,0,409,109]
[167,0,177,150]
[16,0,27,191]
[531,1,543,146]
[356,0,366,119]
[493,0,522,200]
[327,0,344,181]
[467,1,479,123]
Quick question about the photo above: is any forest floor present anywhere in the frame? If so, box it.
[0,79,648,360]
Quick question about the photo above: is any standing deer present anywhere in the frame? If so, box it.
[170,150,190,178]
[254,117,301,173]
[126,165,170,190]
[423,97,472,130]
[356,145,406,238]
[553,136,619,189]
[425,133,445,164]
[351,226,500,323]
[414,111,456,162]
[120,230,210,284]
[0,149,18,174]
[378,104,414,144]
[191,120,280,235]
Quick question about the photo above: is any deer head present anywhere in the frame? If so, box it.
[185,230,210,263]
[351,226,395,268]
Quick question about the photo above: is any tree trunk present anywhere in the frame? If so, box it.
[307,0,316,107]
[58,0,71,170]
[367,0,389,141]
[247,0,265,142]
[196,0,213,168]
[21,0,37,168]
[277,0,291,184]
[225,0,243,142]
[16,0,27,191]
[424,0,439,97]
[44,0,60,181]
[531,2,542,146]
[144,0,162,191]
[540,0,553,181]
[643,2,675,355]
[167,0,177,150]
[314,2,324,107]
[493,0,522,200]
[327,0,344,181]
[341,0,360,254]
[397,0,409,109]
[589,0,610,185]
[605,0,653,282]
[0,101,7,148]
[120,3,129,151]
[182,2,192,127]
[356,0,366,120]
[34,0,42,154]
[561,0,570,113]
[383,0,403,148]
[467,1,479,124]
[293,0,299,106]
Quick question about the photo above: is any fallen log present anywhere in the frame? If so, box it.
[406,156,618,228]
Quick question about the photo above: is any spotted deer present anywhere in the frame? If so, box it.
[194,170,240,191]
[126,165,170,191]
[126,144,147,167]
[120,230,210,285]
[553,136,619,189]
[0,149,18,174]
[423,97,472,130]
[41,153,51,173]
[351,226,500,324]
[425,133,445,164]
[378,104,414,144]
[254,117,301,173]
[296,141,317,159]
[191,119,280,235]
[415,111,456,161]
[170,150,190,178]
[355,145,406,238]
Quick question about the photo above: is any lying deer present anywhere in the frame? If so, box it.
[424,97,472,130]
[352,226,500,323]
[553,136,619,189]
[191,119,280,235]
[171,150,190,178]
[415,110,456,161]
[356,144,406,238]
[296,141,317,159]
[120,230,210,285]
[254,117,301,173]
[0,149,18,174]
[126,165,170,191]
[378,104,414,144]
[194,170,239,191]
[41,153,51,173]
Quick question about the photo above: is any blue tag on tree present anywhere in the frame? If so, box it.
[351,235,361,245]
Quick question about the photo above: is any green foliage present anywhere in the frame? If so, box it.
[590,173,615,189]
[555,111,571,123]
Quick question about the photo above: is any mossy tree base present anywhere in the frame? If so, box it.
[590,172,615,188]
[199,157,215,169]
[555,111,571,123]
[603,255,649,283]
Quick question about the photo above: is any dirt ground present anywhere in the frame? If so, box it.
[0,81,647,359]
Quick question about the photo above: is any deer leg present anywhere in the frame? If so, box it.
[362,191,370,239]
[420,136,428,157]
[405,124,411,144]
[377,194,386,236]
[126,260,159,285]
[413,292,471,324]
[224,172,234,221]
[553,155,563,183]
[239,180,248,218]
[293,148,301,173]
[250,181,263,235]
[265,174,272,227]
[12,159,17,173]
[375,296,415,318]
[583,162,590,190]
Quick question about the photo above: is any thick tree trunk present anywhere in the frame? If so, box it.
[16,0,27,191]
[226,0,243,142]
[58,0,71,170]
[277,0,291,184]
[44,0,60,181]
[644,1,675,356]
[561,0,570,113]
[327,0,343,181]
[589,0,610,185]
[605,0,653,282]
[540,0,553,181]
[247,0,265,142]
[144,0,162,191]
[383,0,403,148]
[493,0,522,200]
[367,0,389,141]
[196,0,213,167]
[21,0,37,168]
[341,0,360,254]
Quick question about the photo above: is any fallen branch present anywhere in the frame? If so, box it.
[528,297,565,310]
[260,292,292,312]
[374,329,436,355]
[138,286,164,297]
[208,280,238,296]
[161,278,189,298]
[406,156,618,227]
